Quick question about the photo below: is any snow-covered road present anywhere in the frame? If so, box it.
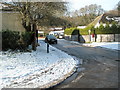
[0,40,78,88]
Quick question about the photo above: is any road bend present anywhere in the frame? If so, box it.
[50,39,119,88]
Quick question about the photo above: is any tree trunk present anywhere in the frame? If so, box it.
[32,23,36,51]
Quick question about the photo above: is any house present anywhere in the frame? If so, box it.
[88,13,120,28]
[49,27,64,38]
[1,11,25,32]
[49,27,64,35]
[38,30,44,37]
[0,3,8,10]
[0,3,25,32]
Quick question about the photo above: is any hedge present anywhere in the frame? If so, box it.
[2,30,33,51]
[2,30,20,50]
[95,24,120,34]
[64,24,120,35]
[64,27,77,35]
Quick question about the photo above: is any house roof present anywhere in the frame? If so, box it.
[87,13,120,28]
[87,14,103,27]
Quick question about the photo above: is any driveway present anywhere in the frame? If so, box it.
[51,39,119,88]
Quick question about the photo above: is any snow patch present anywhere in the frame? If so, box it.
[83,42,120,50]
[0,40,79,88]
[67,39,119,50]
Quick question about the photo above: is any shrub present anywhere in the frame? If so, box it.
[2,30,20,50]
[20,31,33,49]
[95,24,105,34]
[2,30,33,51]
[117,25,120,34]
[95,24,120,34]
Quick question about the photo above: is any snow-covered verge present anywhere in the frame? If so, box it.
[68,40,120,50]
[82,42,120,50]
[0,40,78,89]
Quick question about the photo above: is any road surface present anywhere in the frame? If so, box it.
[50,39,119,88]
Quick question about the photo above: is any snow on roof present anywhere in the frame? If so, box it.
[54,27,63,29]
[77,26,86,29]
[49,30,64,35]
[50,27,63,30]
[38,31,44,34]
[106,16,120,22]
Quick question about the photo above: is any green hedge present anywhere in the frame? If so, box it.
[64,24,120,35]
[95,24,120,34]
[80,26,94,35]
[64,25,94,35]
[64,27,77,35]
[2,30,33,51]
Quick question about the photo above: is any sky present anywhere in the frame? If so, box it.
[2,0,119,11]
[68,0,119,11]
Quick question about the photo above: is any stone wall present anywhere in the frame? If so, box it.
[115,34,120,42]
[71,35,78,41]
[64,34,120,42]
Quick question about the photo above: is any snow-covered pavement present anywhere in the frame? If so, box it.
[69,40,120,50]
[81,42,120,50]
[0,40,78,89]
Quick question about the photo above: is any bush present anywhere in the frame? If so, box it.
[21,31,33,48]
[2,30,20,50]
[2,30,33,51]
[95,24,120,34]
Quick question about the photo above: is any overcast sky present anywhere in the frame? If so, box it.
[68,0,119,11]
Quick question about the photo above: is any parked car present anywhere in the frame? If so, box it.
[45,35,57,44]
[58,34,64,39]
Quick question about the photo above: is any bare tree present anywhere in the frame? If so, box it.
[2,1,67,50]
[65,4,105,26]
[117,1,120,11]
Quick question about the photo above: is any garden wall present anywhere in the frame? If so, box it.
[64,34,120,42]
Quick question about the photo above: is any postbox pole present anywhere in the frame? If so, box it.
[47,43,49,53]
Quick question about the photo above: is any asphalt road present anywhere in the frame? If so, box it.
[50,39,119,88]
